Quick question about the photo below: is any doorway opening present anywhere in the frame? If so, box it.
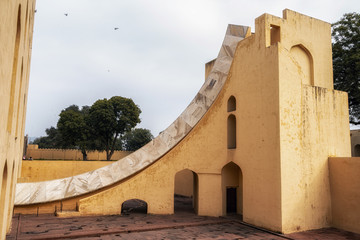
[174,169,198,213]
[221,162,242,216]
[226,187,237,213]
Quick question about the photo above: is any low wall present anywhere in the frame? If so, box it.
[19,160,114,182]
[26,145,132,161]
[329,157,360,234]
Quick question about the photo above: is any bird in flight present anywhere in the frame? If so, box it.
[64,13,68,16]
[114,27,119,30]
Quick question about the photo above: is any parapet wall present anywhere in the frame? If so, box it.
[26,145,132,160]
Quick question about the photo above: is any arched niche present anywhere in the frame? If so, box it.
[227,96,236,112]
[0,162,8,225]
[6,163,15,232]
[290,44,314,86]
[7,5,22,133]
[121,199,148,215]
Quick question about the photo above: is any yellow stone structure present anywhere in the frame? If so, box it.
[2,7,359,236]
[0,0,36,238]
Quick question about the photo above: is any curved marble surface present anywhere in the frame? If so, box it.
[15,24,249,205]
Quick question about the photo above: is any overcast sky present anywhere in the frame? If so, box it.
[25,0,360,138]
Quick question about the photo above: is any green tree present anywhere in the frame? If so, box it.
[88,96,141,160]
[332,12,360,123]
[57,105,92,160]
[123,128,153,151]
[32,127,62,149]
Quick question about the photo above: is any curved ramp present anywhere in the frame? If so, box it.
[15,24,249,205]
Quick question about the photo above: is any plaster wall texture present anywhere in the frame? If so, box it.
[271,10,350,233]
[25,146,132,160]
[13,9,354,235]
[329,157,360,234]
[0,0,35,237]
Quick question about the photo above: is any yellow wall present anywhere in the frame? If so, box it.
[75,10,351,233]
[19,160,113,182]
[26,145,132,161]
[0,0,36,237]
[13,9,354,235]
[274,10,350,233]
[329,157,360,234]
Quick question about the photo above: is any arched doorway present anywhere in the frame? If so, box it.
[174,169,198,213]
[121,199,148,215]
[355,144,360,157]
[221,162,242,215]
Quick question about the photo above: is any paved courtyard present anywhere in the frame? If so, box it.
[6,212,360,240]
[7,197,360,240]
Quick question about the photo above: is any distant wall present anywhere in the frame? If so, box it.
[19,160,114,183]
[26,145,132,161]
[329,157,360,234]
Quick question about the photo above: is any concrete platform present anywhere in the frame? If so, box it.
[6,213,360,240]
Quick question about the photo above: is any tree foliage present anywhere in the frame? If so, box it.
[88,96,141,160]
[32,127,62,149]
[33,96,151,160]
[123,128,154,151]
[332,12,360,123]
[57,105,92,160]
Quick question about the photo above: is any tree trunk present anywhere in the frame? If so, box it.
[107,134,118,161]
[81,149,87,161]
[106,144,110,161]
[107,151,114,161]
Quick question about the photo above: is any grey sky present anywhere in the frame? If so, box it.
[25,0,360,138]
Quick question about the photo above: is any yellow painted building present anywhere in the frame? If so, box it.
[0,0,36,238]
[2,6,359,237]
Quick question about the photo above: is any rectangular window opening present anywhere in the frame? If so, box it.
[270,25,280,45]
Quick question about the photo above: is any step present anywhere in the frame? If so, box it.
[56,210,82,218]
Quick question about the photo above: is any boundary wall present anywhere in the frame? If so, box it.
[26,145,132,161]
